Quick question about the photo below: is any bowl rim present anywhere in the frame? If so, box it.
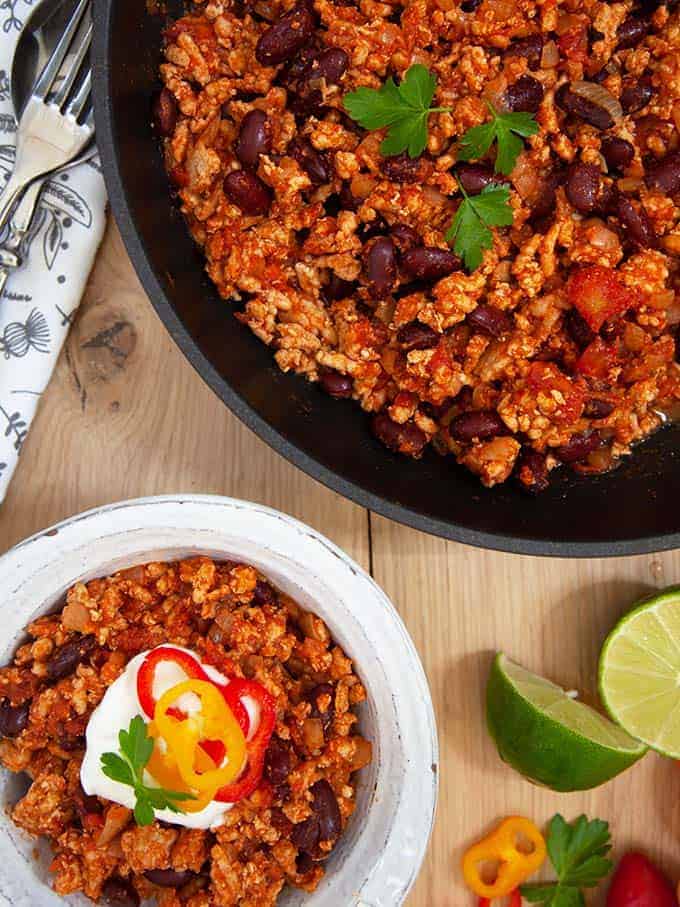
[91,5,680,558]
[0,493,438,906]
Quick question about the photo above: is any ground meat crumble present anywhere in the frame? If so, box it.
[155,0,680,491]
[0,558,371,906]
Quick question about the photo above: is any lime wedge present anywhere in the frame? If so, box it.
[487,653,647,791]
[600,586,680,758]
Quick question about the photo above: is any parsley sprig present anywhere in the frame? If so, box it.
[521,815,614,907]
[459,102,539,175]
[343,64,451,158]
[445,180,513,272]
[101,716,196,826]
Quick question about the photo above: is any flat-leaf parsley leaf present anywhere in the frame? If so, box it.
[101,715,196,826]
[344,65,450,158]
[521,815,614,907]
[459,103,539,175]
[444,181,513,272]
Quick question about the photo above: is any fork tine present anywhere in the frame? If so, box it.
[52,19,92,109]
[32,0,91,101]
[65,69,91,121]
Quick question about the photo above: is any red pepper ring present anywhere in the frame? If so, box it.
[479,890,522,907]
[215,679,276,803]
[136,647,250,767]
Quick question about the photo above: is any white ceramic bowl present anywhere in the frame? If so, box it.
[0,495,437,907]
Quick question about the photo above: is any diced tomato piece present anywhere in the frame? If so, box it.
[575,337,620,380]
[567,265,637,332]
[559,26,589,63]
[527,361,586,423]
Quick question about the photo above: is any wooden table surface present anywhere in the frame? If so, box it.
[1,220,679,905]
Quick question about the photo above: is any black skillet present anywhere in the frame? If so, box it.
[91,0,680,556]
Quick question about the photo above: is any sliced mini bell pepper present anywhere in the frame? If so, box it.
[479,889,522,907]
[215,678,276,803]
[137,646,250,751]
[463,817,546,900]
[154,679,247,792]
[146,720,219,813]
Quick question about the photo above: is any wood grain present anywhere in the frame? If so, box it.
[1,220,679,906]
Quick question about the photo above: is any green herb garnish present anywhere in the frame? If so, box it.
[521,814,614,907]
[458,103,539,175]
[101,716,196,826]
[444,180,513,272]
[343,64,450,158]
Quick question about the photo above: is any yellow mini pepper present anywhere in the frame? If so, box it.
[462,816,547,899]
[154,679,247,793]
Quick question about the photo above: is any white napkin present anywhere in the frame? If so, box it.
[0,0,107,503]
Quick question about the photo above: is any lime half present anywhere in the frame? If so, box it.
[487,653,647,791]
[600,586,680,758]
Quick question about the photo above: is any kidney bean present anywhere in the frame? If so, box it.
[365,237,397,298]
[252,580,277,604]
[311,779,341,845]
[449,410,507,442]
[46,635,96,682]
[505,75,544,113]
[565,309,595,349]
[74,783,103,822]
[152,88,177,137]
[235,110,271,169]
[391,223,420,251]
[584,398,615,419]
[270,806,293,834]
[291,816,320,854]
[371,412,427,455]
[144,869,195,888]
[515,447,550,494]
[401,246,459,281]
[396,320,440,351]
[59,733,85,752]
[323,273,355,301]
[466,303,513,338]
[101,877,140,907]
[255,2,315,66]
[615,193,656,248]
[617,15,650,49]
[620,77,653,114]
[460,0,482,10]
[318,367,353,398]
[555,430,603,463]
[381,153,422,183]
[306,682,335,732]
[224,170,272,215]
[302,47,349,85]
[264,739,293,783]
[0,699,29,738]
[530,170,564,224]
[645,150,680,194]
[566,162,601,214]
[455,162,496,195]
[290,138,332,185]
[555,83,613,130]
[601,136,634,171]
[506,33,543,70]
[359,214,388,242]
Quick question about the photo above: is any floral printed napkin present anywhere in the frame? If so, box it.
[0,0,107,503]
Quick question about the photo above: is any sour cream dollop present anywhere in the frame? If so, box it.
[81,646,257,830]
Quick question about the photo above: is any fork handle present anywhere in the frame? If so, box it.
[0,173,29,235]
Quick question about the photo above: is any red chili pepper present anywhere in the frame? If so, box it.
[479,891,522,907]
[607,852,677,907]
[215,679,276,803]
[136,647,250,766]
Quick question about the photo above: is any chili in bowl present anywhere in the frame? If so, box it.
[0,495,437,906]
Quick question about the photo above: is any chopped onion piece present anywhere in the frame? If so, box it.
[571,81,623,123]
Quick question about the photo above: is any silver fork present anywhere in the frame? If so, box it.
[0,0,93,234]
[0,138,96,297]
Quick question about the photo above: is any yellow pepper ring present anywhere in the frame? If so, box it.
[154,680,247,793]
[462,816,547,899]
[146,721,218,814]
